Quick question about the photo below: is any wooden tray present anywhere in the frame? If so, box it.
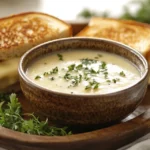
[0,22,150,150]
[0,86,149,150]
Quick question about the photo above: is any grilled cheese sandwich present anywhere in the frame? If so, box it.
[0,12,72,92]
[77,17,150,64]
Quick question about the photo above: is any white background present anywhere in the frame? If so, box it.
[0,0,135,21]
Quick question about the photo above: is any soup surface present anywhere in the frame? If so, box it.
[26,49,140,95]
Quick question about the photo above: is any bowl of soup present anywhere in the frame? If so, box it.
[18,37,149,126]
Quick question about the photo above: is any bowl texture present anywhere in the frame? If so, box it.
[18,37,149,126]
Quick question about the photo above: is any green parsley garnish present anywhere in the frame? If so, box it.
[85,80,100,90]
[68,64,75,71]
[120,71,126,77]
[35,75,41,80]
[106,80,111,83]
[0,93,71,136]
[84,73,90,81]
[101,61,107,69]
[90,68,97,74]
[43,72,49,76]
[112,78,120,83]
[71,77,79,86]
[64,73,82,87]
[104,72,108,79]
[50,77,55,81]
[50,67,58,74]
[64,73,71,80]
[76,64,83,70]
[57,54,63,61]
[81,58,97,65]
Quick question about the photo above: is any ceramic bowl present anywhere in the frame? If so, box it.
[18,37,149,126]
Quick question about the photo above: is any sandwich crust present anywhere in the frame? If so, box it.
[77,17,150,62]
[0,12,72,60]
[0,12,72,92]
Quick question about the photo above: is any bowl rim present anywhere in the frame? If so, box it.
[18,37,149,97]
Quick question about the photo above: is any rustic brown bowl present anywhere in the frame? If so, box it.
[18,37,149,126]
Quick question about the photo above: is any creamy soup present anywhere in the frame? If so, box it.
[26,49,141,95]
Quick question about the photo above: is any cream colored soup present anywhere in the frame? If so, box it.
[26,49,140,95]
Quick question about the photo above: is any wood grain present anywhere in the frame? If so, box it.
[0,86,149,150]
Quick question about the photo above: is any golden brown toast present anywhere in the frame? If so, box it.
[0,12,72,92]
[77,17,150,63]
[0,12,72,60]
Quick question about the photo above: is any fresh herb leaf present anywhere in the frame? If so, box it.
[93,83,99,89]
[35,75,41,80]
[50,77,55,81]
[71,78,79,86]
[84,73,90,81]
[90,68,97,74]
[76,64,83,70]
[101,61,107,69]
[79,74,82,82]
[64,73,71,80]
[68,64,75,71]
[81,58,97,65]
[50,67,58,74]
[85,85,92,90]
[120,71,126,77]
[112,78,120,83]
[85,80,100,90]
[0,93,71,136]
[104,72,108,79]
[106,80,111,83]
[43,72,49,76]
[57,54,63,61]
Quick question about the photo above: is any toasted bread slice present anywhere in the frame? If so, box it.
[0,57,19,92]
[77,17,150,62]
[0,12,72,92]
[0,12,72,60]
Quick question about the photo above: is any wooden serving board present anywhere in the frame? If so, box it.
[0,22,150,150]
[0,86,149,150]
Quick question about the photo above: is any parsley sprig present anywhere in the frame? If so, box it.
[120,71,126,77]
[0,93,71,136]
[57,54,63,61]
[85,80,100,90]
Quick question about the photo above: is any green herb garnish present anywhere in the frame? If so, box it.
[101,61,107,69]
[57,54,63,61]
[106,80,111,83]
[35,75,41,80]
[68,64,76,71]
[120,71,126,77]
[112,78,120,83]
[85,80,100,90]
[50,77,55,81]
[64,74,82,87]
[50,67,58,74]
[76,64,83,70]
[0,93,71,136]
[43,72,49,76]
[81,58,97,65]
[71,77,79,86]
[104,72,108,79]
[64,73,71,80]
[84,73,90,81]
